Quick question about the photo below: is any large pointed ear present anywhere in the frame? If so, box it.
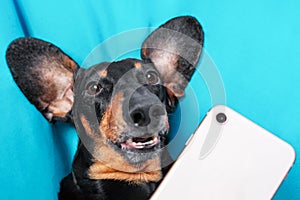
[141,16,204,110]
[6,38,79,123]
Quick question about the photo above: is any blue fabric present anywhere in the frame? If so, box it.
[1,0,299,199]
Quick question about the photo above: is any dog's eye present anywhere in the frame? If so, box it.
[146,71,159,85]
[87,82,102,95]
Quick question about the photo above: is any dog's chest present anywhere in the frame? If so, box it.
[99,179,157,200]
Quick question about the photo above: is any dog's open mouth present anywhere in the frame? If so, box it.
[109,130,167,153]
[106,130,168,164]
[120,135,159,150]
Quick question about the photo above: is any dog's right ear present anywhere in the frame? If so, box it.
[141,16,204,112]
[6,38,79,123]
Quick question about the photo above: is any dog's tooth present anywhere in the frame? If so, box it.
[131,142,145,149]
[138,142,145,146]
[145,140,154,145]
[132,141,146,148]
[132,142,139,146]
[134,142,142,146]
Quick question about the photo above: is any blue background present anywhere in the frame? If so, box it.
[0,0,299,199]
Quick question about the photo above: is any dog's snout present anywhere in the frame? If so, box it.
[126,85,166,127]
[149,104,166,119]
[130,104,165,127]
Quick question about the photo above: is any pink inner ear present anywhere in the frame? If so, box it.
[40,84,74,121]
[36,59,75,121]
[150,50,178,76]
[47,85,74,118]
[149,50,186,98]
[167,83,184,98]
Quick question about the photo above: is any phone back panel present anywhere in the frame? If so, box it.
[151,105,295,200]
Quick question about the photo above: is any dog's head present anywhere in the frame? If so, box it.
[6,16,203,176]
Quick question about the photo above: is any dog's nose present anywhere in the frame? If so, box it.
[130,109,149,126]
[126,85,166,127]
[130,104,165,127]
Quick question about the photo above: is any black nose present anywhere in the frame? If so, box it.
[127,85,166,127]
[129,104,166,127]
[130,109,149,126]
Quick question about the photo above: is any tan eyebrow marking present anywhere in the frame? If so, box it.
[99,69,107,77]
[134,62,142,69]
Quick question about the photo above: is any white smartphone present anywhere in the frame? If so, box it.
[151,105,296,200]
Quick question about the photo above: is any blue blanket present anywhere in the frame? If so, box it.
[1,0,299,199]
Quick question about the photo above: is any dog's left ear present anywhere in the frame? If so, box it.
[141,16,204,111]
[6,38,78,123]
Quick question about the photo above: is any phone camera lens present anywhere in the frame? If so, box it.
[216,113,227,123]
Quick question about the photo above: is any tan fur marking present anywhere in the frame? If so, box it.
[81,115,96,137]
[100,92,126,141]
[134,62,142,69]
[62,55,77,72]
[92,138,162,172]
[99,69,108,77]
[90,128,163,183]
[142,47,148,57]
[89,158,162,184]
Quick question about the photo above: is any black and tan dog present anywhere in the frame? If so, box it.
[6,16,204,199]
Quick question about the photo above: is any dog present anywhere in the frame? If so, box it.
[6,16,204,199]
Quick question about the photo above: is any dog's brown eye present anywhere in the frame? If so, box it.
[87,82,102,95]
[146,71,159,85]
